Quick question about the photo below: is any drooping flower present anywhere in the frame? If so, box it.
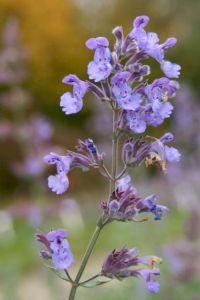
[101,247,161,293]
[134,268,160,293]
[44,149,93,194]
[111,72,142,110]
[86,37,112,82]
[44,152,73,194]
[60,74,88,115]
[48,173,69,195]
[36,229,74,270]
[140,194,169,221]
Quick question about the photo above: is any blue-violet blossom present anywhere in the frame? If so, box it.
[101,247,161,293]
[60,74,88,115]
[85,37,112,82]
[36,229,74,270]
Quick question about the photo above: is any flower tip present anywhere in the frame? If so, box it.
[47,228,68,241]
[133,15,150,28]
[85,37,109,50]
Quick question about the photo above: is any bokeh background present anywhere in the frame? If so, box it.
[0,0,200,299]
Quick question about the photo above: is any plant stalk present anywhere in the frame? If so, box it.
[109,108,119,195]
[68,224,102,300]
[68,108,119,300]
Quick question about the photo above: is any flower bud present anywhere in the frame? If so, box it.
[108,200,119,216]
[160,132,174,143]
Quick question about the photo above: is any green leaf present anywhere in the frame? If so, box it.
[44,264,70,282]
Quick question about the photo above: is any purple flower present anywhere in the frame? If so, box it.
[164,145,181,162]
[131,16,176,64]
[116,175,136,193]
[76,138,105,163]
[44,152,72,194]
[127,63,150,82]
[102,247,138,278]
[136,268,160,293]
[112,26,124,54]
[146,134,181,171]
[161,60,181,78]
[101,247,161,293]
[130,16,176,62]
[160,132,174,143]
[130,16,180,79]
[145,77,179,101]
[44,146,94,194]
[102,175,168,222]
[126,110,147,133]
[141,195,169,221]
[47,229,68,240]
[144,100,173,127]
[48,173,69,195]
[142,77,179,127]
[130,16,150,43]
[85,37,109,49]
[86,37,112,82]
[60,74,88,115]
[122,137,150,167]
[36,229,74,270]
[111,72,142,110]
[123,77,179,133]
[44,152,72,173]
[47,229,74,270]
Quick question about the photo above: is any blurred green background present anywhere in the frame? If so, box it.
[0,0,200,299]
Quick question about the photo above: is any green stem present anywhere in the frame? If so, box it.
[109,108,119,195]
[79,273,101,286]
[64,270,73,283]
[68,106,120,300]
[68,224,102,300]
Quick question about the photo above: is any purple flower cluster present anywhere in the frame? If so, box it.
[41,15,182,298]
[44,139,104,194]
[130,16,180,78]
[102,247,161,293]
[45,16,180,195]
[102,175,169,222]
[36,229,74,270]
[122,132,180,172]
[59,15,180,135]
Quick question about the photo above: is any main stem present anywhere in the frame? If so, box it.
[68,224,102,300]
[110,108,119,195]
[68,108,119,300]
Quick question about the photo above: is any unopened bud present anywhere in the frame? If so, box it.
[108,200,119,216]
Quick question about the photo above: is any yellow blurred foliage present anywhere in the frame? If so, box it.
[0,0,88,105]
